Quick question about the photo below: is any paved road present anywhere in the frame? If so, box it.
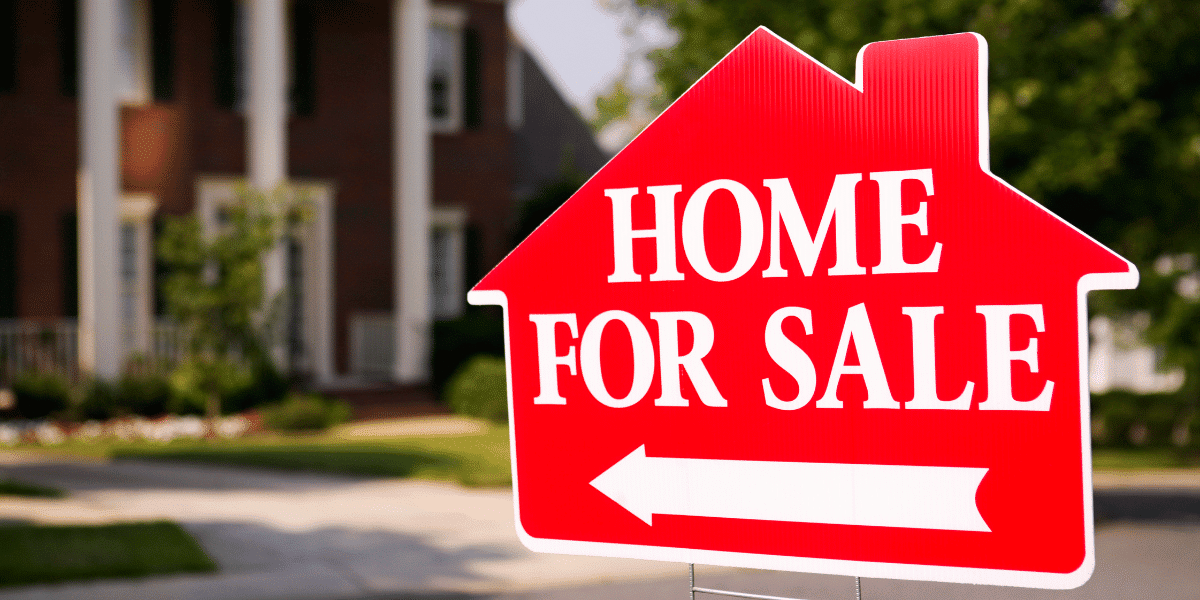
[0,452,1197,600]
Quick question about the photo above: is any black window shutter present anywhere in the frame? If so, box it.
[58,0,77,97]
[0,0,16,93]
[289,0,315,116]
[151,0,175,102]
[463,28,482,129]
[212,0,236,109]
[0,212,16,318]
[153,216,168,317]
[61,212,77,318]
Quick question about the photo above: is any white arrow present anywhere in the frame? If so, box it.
[590,446,990,532]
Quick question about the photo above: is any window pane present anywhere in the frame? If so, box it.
[120,222,137,349]
[151,0,175,101]
[117,0,139,99]
[0,212,16,318]
[58,0,77,97]
[428,25,455,119]
[120,223,137,282]
[0,0,16,93]
[430,229,451,318]
[287,239,306,366]
[61,213,78,317]
[463,28,481,128]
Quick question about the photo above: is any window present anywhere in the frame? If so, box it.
[61,212,77,316]
[58,0,77,97]
[119,221,138,348]
[286,238,306,368]
[506,40,524,129]
[428,4,466,132]
[116,0,150,104]
[290,0,316,116]
[120,195,157,353]
[150,0,174,101]
[0,212,15,318]
[462,28,481,129]
[212,0,244,109]
[0,0,16,94]
[58,0,166,102]
[430,207,466,320]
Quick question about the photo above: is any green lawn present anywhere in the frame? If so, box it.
[33,426,513,487]
[0,521,216,587]
[18,425,1192,485]
[0,479,65,498]
[1093,448,1196,470]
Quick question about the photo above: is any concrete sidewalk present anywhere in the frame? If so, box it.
[0,450,1196,600]
[0,452,684,599]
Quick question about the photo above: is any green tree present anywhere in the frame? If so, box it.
[603,0,1200,408]
[157,186,308,424]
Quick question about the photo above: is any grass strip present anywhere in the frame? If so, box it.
[0,479,65,498]
[0,521,216,587]
[1093,448,1195,470]
[111,426,513,487]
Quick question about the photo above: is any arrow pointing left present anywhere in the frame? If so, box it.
[590,446,990,532]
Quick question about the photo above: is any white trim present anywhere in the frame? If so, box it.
[393,0,433,383]
[78,0,122,378]
[195,176,337,384]
[246,0,289,368]
[291,180,337,383]
[469,30,1140,590]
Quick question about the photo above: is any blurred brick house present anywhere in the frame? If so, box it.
[0,0,603,396]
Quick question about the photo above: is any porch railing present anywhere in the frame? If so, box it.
[0,319,186,384]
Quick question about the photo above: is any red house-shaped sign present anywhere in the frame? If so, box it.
[468,29,1136,589]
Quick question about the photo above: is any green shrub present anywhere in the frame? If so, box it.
[223,359,289,414]
[78,379,119,421]
[444,355,508,423]
[166,358,285,416]
[432,311,504,395]
[13,372,71,420]
[116,372,172,417]
[259,393,350,432]
[1092,391,1192,448]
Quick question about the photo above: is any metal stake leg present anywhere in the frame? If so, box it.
[689,563,851,600]
[855,577,861,600]
[690,564,696,600]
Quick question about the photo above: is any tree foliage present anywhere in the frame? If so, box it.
[157,186,308,420]
[608,0,1200,391]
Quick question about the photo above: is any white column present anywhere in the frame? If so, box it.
[392,0,432,383]
[246,0,289,366]
[78,0,121,378]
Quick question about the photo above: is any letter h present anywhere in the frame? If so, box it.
[607,186,685,283]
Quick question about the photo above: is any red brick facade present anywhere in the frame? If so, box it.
[0,0,514,376]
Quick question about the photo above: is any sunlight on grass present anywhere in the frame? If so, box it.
[27,425,513,487]
[1093,448,1193,470]
[0,521,215,587]
[0,479,65,498]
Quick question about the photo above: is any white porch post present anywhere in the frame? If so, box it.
[392,0,432,383]
[78,0,121,378]
[246,0,289,366]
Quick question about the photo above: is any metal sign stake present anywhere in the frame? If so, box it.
[688,564,861,600]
